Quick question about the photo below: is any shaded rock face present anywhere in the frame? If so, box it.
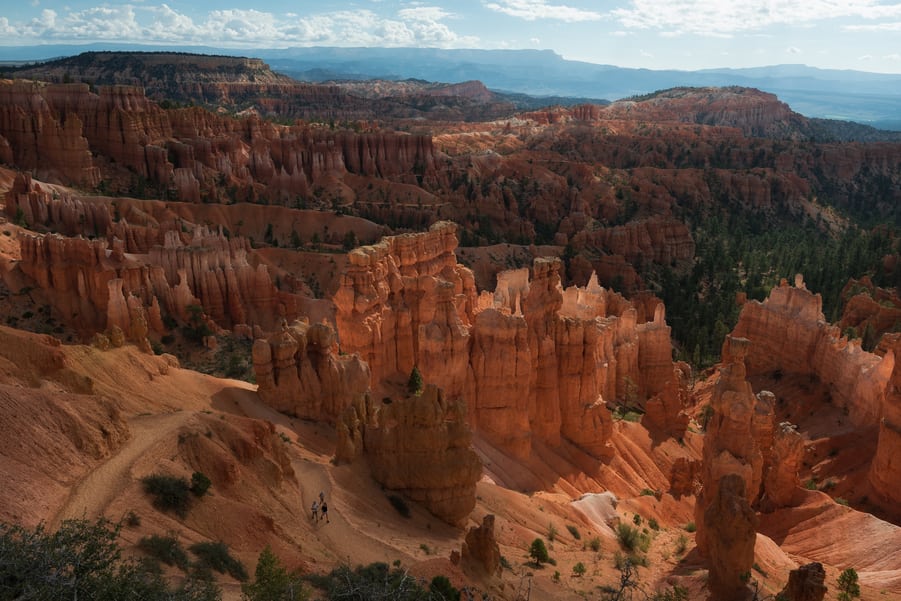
[869,333,901,508]
[696,336,803,564]
[336,385,481,525]
[253,320,370,423]
[730,275,893,427]
[331,223,684,459]
[778,562,827,601]
[461,514,502,578]
[703,474,758,601]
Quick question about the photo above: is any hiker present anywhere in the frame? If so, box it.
[310,500,319,521]
[319,490,325,504]
[320,500,329,523]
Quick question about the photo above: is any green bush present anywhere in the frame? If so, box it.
[241,546,307,601]
[142,474,193,517]
[139,534,190,570]
[547,523,557,541]
[407,366,424,396]
[429,575,460,601]
[837,567,860,601]
[529,538,549,565]
[191,472,212,497]
[0,517,220,600]
[588,536,602,552]
[566,524,581,540]
[648,518,660,531]
[190,541,248,581]
[616,523,640,551]
[311,562,429,600]
[683,522,696,533]
[572,562,586,577]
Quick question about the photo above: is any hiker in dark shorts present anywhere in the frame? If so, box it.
[320,500,330,523]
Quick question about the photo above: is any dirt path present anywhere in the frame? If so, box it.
[50,412,190,528]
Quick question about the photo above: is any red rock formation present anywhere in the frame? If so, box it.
[0,81,100,187]
[696,336,768,554]
[762,421,804,510]
[252,319,370,423]
[703,473,758,601]
[461,514,502,578]
[869,333,901,508]
[669,457,701,498]
[730,275,893,427]
[337,385,481,524]
[778,562,827,601]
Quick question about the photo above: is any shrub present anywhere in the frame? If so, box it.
[142,474,193,517]
[191,472,212,497]
[241,546,307,601]
[804,478,818,490]
[553,570,560,583]
[648,518,660,531]
[419,543,432,555]
[138,534,190,570]
[650,585,689,601]
[529,538,549,565]
[837,567,860,601]
[632,514,642,526]
[388,494,411,518]
[572,562,586,577]
[429,575,460,601]
[126,511,141,527]
[190,541,248,581]
[0,517,220,600]
[547,523,557,541]
[684,522,696,532]
[588,536,602,552]
[640,488,656,497]
[675,534,688,555]
[566,524,581,540]
[616,523,640,551]
[836,497,849,506]
[311,562,428,600]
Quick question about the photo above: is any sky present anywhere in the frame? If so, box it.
[1,1,900,73]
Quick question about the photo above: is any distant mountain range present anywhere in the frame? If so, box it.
[2,43,900,130]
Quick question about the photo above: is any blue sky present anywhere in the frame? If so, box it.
[1,1,900,73]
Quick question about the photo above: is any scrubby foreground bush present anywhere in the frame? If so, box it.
[0,517,220,600]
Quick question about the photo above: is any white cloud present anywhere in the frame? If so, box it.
[483,0,603,22]
[2,3,480,47]
[884,53,901,60]
[613,0,901,36]
[786,46,801,54]
[844,20,901,30]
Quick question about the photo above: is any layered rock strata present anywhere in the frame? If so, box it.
[869,333,901,508]
[336,385,481,524]
[703,473,758,601]
[730,275,893,427]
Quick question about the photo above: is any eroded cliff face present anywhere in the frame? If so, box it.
[730,275,894,427]
[329,223,684,459]
[336,385,481,524]
[869,333,901,508]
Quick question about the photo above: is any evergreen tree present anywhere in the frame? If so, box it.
[407,365,424,396]
[837,568,860,601]
[241,546,307,601]
[529,538,549,566]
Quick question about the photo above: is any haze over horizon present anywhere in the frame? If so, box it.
[1,0,900,74]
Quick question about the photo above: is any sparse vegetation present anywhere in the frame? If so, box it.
[241,546,308,601]
[529,538,550,566]
[189,541,247,581]
[683,522,696,533]
[142,474,193,517]
[675,534,688,555]
[572,562,586,577]
[838,567,861,601]
[0,517,221,600]
[648,518,660,531]
[191,471,212,497]
[547,523,558,541]
[566,524,581,540]
[139,534,191,570]
[588,536,602,552]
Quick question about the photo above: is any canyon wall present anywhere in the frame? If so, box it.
[258,221,686,461]
[730,275,893,427]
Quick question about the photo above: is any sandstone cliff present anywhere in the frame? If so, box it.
[336,385,481,524]
[730,275,893,427]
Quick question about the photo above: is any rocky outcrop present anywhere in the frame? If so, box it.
[336,385,481,524]
[703,473,758,601]
[762,421,804,510]
[329,224,682,460]
[869,333,901,508]
[669,457,700,498]
[730,275,894,427]
[16,223,289,340]
[253,320,370,423]
[778,562,827,601]
[461,514,502,578]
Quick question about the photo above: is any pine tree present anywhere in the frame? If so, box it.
[529,538,549,566]
[837,567,860,601]
[241,546,307,601]
[407,365,424,396]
